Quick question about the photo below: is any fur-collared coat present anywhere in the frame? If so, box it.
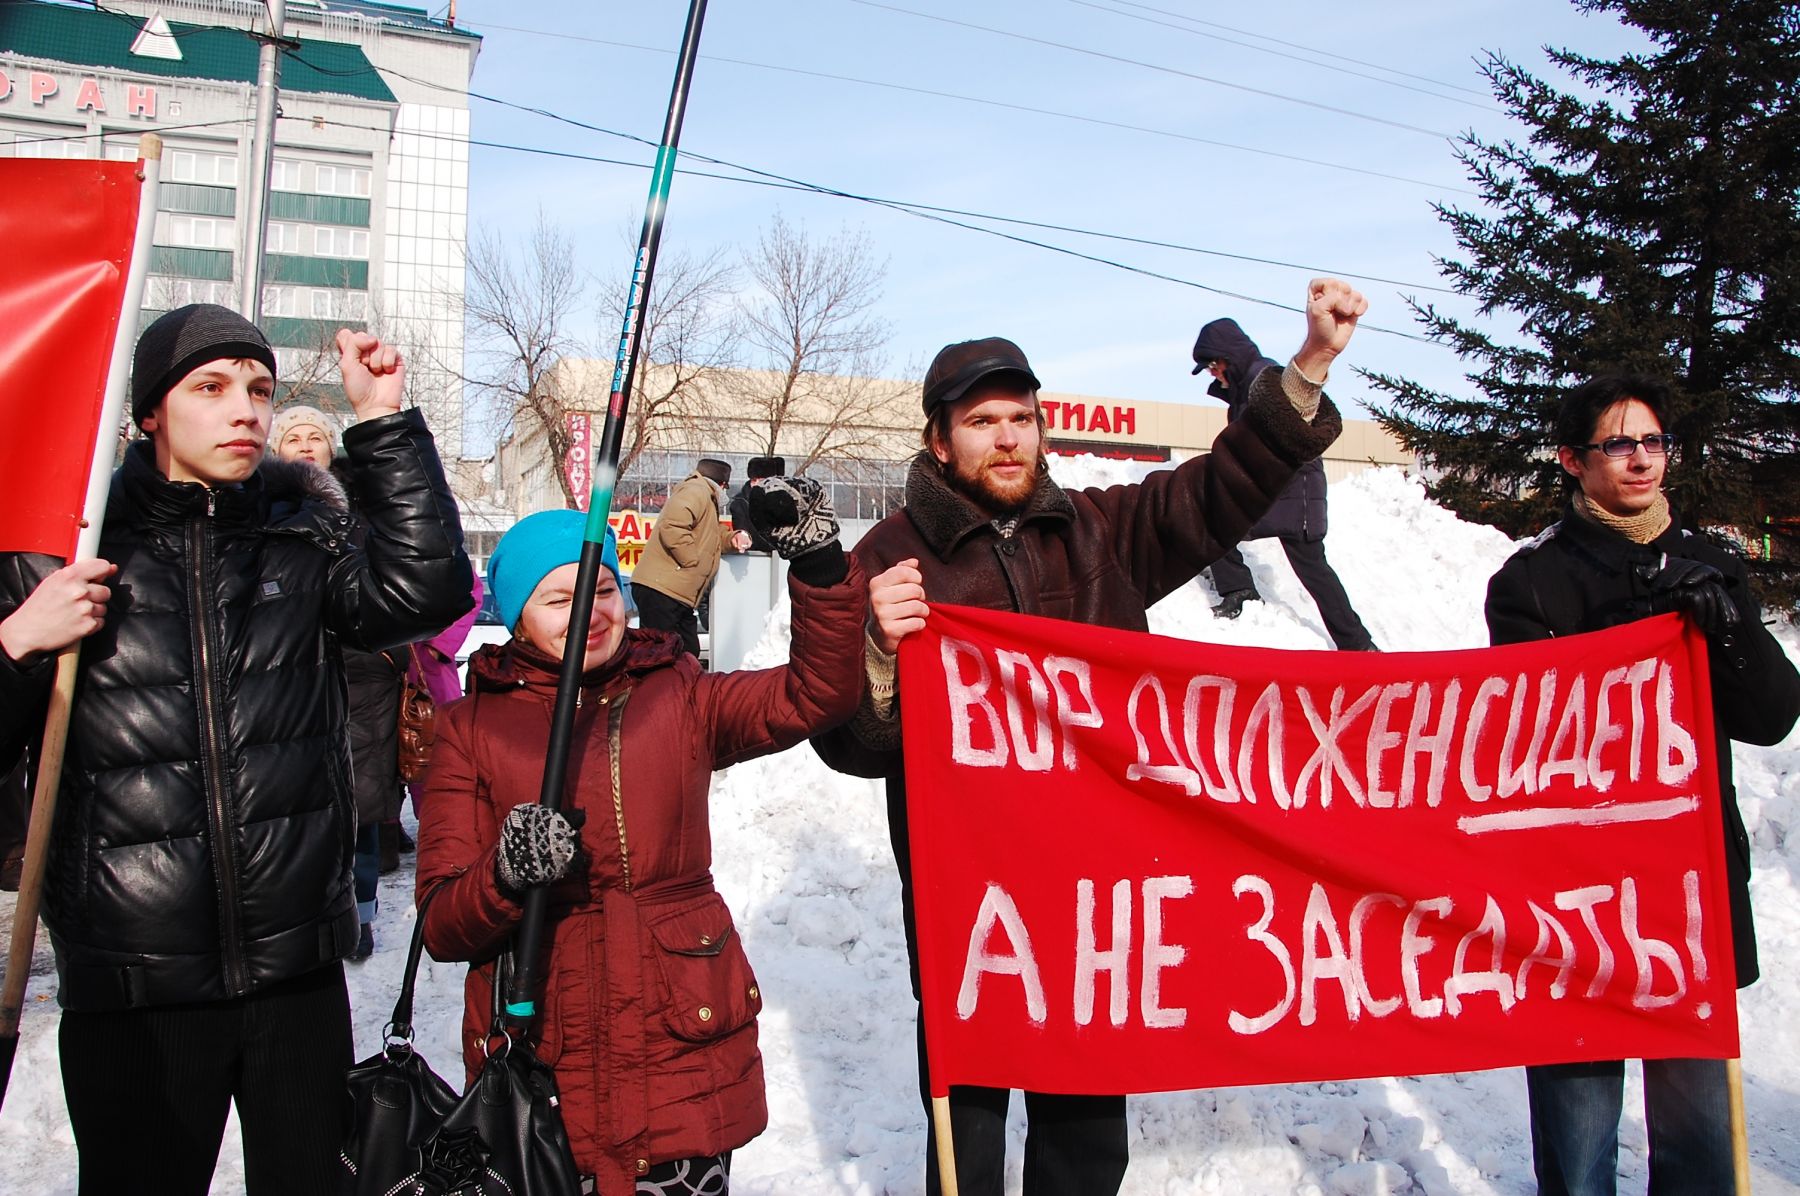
[0,410,472,1011]
[813,366,1345,989]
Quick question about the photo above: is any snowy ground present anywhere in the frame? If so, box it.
[1,461,1796,1195]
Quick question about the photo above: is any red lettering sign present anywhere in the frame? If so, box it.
[564,413,592,511]
[29,72,57,105]
[74,78,106,113]
[125,83,156,118]
[900,605,1735,1096]
[1113,406,1135,436]
[606,509,658,575]
[0,69,12,102]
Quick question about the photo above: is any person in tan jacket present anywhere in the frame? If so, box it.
[631,458,738,656]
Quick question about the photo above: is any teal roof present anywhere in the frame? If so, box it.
[0,3,398,103]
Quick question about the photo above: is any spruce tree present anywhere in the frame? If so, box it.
[1365,0,1800,606]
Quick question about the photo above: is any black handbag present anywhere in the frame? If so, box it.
[337,887,583,1196]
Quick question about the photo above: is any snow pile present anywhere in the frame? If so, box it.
[1,461,1796,1195]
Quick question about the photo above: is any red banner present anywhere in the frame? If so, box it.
[0,160,142,559]
[900,605,1736,1097]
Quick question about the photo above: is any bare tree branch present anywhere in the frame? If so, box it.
[462,214,590,508]
[730,213,906,471]
[595,246,741,480]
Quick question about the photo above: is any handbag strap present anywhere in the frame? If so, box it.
[387,881,445,1048]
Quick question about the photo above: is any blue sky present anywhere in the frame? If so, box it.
[450,0,1649,423]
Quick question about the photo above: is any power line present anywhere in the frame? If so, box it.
[469,19,1474,196]
[307,100,1439,340]
[1064,0,1500,113]
[286,50,1440,340]
[309,113,1457,295]
[1100,0,1494,98]
[844,0,1458,140]
[9,116,254,145]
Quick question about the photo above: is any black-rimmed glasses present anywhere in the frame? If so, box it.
[1578,433,1679,457]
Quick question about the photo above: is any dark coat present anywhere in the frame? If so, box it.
[1485,507,1800,987]
[1193,317,1328,542]
[327,460,404,826]
[0,409,473,1011]
[728,483,777,554]
[417,559,867,1193]
[814,368,1343,989]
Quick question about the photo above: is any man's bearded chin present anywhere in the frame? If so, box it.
[948,452,1039,515]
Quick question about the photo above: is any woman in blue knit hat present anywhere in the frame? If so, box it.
[416,482,865,1196]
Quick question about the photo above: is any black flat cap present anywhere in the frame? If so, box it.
[921,337,1041,415]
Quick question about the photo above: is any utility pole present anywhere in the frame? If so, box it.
[241,0,288,323]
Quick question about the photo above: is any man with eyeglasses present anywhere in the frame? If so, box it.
[1485,374,1799,1196]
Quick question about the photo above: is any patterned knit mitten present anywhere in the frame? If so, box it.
[494,804,581,894]
[747,476,839,560]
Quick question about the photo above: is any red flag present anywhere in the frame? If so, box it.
[0,160,143,559]
[901,606,1736,1097]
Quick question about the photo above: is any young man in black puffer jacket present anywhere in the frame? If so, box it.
[0,305,473,1195]
[1486,374,1799,1196]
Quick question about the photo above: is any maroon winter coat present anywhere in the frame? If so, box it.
[417,559,866,1192]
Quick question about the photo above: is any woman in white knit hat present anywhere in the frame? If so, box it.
[271,405,339,468]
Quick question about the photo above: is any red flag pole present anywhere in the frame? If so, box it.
[0,134,164,1106]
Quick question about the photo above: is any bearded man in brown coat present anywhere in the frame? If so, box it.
[815,279,1367,1196]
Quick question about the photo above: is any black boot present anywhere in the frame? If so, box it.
[350,922,374,962]
[396,823,416,854]
[1212,588,1260,620]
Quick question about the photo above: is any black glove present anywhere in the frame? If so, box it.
[747,476,840,560]
[1643,555,1739,639]
[494,804,582,895]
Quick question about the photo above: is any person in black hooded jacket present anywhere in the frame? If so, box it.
[1486,374,1799,1196]
[0,305,473,1196]
[1190,317,1377,649]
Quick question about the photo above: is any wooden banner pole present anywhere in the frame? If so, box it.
[1728,1055,1751,1195]
[931,1095,961,1196]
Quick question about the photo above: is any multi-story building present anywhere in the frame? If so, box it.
[0,0,478,455]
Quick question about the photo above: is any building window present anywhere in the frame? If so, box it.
[166,214,231,249]
[13,135,87,159]
[263,285,301,317]
[102,143,139,162]
[315,163,372,198]
[168,149,238,185]
[266,222,305,254]
[314,226,369,259]
[270,157,303,191]
[152,277,232,308]
[310,289,367,320]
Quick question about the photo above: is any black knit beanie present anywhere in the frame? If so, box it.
[132,303,279,425]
